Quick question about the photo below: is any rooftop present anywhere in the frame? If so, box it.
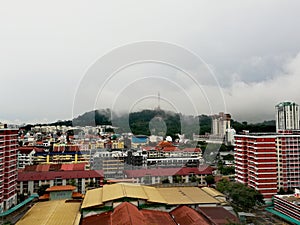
[198,206,240,225]
[276,101,299,107]
[82,202,178,225]
[81,183,220,209]
[46,185,76,192]
[275,194,300,206]
[201,187,225,198]
[18,170,103,181]
[124,166,213,178]
[16,200,81,225]
[170,205,210,225]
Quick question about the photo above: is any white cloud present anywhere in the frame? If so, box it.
[225,52,300,122]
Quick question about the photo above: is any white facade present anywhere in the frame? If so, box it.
[211,112,231,137]
[276,101,299,132]
[17,150,35,169]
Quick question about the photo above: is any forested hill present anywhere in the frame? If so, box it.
[21,109,276,137]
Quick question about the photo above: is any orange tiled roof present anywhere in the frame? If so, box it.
[46,185,76,192]
[72,192,83,199]
[39,193,50,200]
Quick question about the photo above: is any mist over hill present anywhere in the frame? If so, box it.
[21,109,276,138]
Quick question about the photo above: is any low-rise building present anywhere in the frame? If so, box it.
[81,183,221,218]
[124,166,214,185]
[272,193,300,223]
[17,163,104,194]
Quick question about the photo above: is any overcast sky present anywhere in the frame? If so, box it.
[1,0,300,124]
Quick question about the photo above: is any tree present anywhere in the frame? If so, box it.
[173,175,182,183]
[86,180,96,188]
[190,175,197,183]
[216,179,265,211]
[223,154,234,161]
[221,166,235,175]
[67,179,77,187]
[162,178,170,184]
[37,184,50,196]
[204,175,215,186]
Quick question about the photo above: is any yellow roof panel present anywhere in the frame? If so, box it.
[16,200,80,225]
[201,187,225,198]
[81,184,221,208]
[123,183,148,199]
[81,188,103,209]
[102,183,124,202]
[179,187,220,204]
[143,186,166,204]
[156,188,193,205]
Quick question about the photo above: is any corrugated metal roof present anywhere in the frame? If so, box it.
[102,183,124,202]
[156,188,194,205]
[111,202,146,225]
[16,200,81,225]
[82,183,220,209]
[179,187,220,204]
[198,206,240,224]
[81,188,103,209]
[141,209,177,225]
[122,183,148,200]
[201,187,225,198]
[143,186,166,204]
[171,206,211,225]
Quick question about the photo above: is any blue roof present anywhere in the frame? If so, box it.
[132,136,148,143]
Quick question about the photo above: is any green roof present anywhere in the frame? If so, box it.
[276,101,299,107]
[0,194,39,217]
[266,207,300,225]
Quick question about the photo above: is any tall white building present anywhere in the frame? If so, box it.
[211,112,231,137]
[275,101,299,132]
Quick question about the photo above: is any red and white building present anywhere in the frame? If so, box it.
[235,131,300,202]
[0,127,18,212]
[17,163,104,195]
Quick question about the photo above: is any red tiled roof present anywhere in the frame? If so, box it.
[157,141,174,148]
[53,145,80,152]
[82,212,112,225]
[175,166,213,176]
[181,148,202,153]
[18,170,104,181]
[33,147,45,153]
[142,146,155,151]
[49,164,61,171]
[46,185,76,192]
[60,163,86,171]
[111,202,146,225]
[161,146,179,152]
[36,164,50,172]
[141,209,176,225]
[18,146,35,154]
[23,165,37,172]
[72,192,83,199]
[125,166,213,178]
[83,203,194,225]
[23,163,87,173]
[39,193,50,200]
[198,207,239,225]
[125,168,180,178]
[170,206,210,225]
